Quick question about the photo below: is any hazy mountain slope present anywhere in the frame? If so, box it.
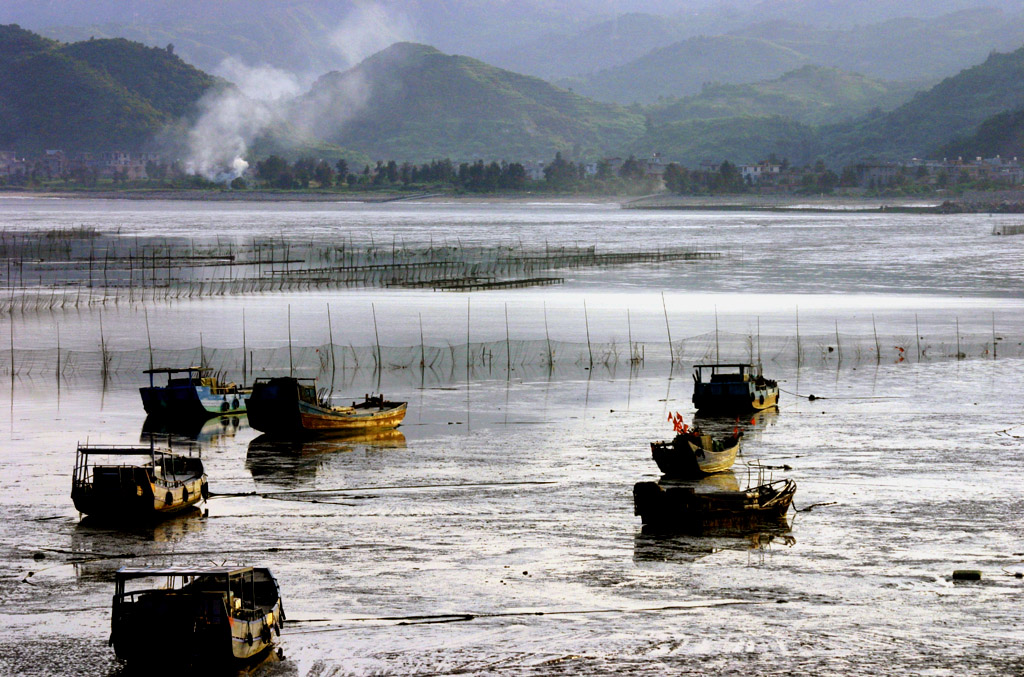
[570,8,1024,105]
[647,66,922,126]
[0,25,217,153]
[564,35,812,104]
[824,45,1024,163]
[295,42,646,162]
[484,13,692,80]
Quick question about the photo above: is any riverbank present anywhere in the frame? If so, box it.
[4,186,1024,212]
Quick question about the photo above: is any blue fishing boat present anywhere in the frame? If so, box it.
[140,367,249,420]
[692,363,779,414]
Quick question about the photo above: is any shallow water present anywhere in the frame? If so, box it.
[1,199,1023,675]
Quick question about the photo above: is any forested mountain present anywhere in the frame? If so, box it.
[293,42,645,163]
[647,66,921,126]
[823,45,1024,164]
[939,110,1024,160]
[0,25,217,153]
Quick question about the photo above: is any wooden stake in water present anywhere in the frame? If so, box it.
[756,316,761,367]
[466,296,471,380]
[872,314,880,363]
[287,304,294,377]
[627,309,634,363]
[835,319,841,362]
[662,292,674,364]
[915,313,921,361]
[504,303,511,374]
[992,312,997,359]
[543,301,552,368]
[584,299,593,368]
[242,308,247,381]
[419,312,426,371]
[327,303,336,386]
[956,316,961,359]
[199,332,205,368]
[795,306,801,367]
[371,303,382,377]
[715,305,720,363]
[56,323,60,381]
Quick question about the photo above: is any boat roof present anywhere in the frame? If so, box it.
[116,565,253,580]
[693,363,756,370]
[143,366,212,375]
[76,444,177,456]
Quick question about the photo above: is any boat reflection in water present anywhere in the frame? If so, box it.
[71,510,207,581]
[246,429,407,486]
[692,407,779,443]
[142,413,247,444]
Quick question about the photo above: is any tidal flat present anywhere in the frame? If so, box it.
[1,198,1022,675]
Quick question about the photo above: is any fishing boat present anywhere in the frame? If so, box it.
[245,377,407,435]
[140,367,249,420]
[692,363,779,413]
[651,427,741,477]
[71,444,208,520]
[633,476,796,530]
[111,565,284,666]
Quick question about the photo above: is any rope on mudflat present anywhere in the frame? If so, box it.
[209,479,558,499]
[284,599,769,633]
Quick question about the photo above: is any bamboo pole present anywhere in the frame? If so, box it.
[872,314,880,363]
[956,316,961,359]
[662,292,674,364]
[372,303,382,377]
[795,306,801,367]
[288,304,294,377]
[543,301,552,368]
[584,300,593,368]
[504,303,510,374]
[714,304,720,363]
[327,303,336,389]
[835,319,841,362]
[915,313,921,361]
[242,308,247,381]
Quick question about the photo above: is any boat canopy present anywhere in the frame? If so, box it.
[143,367,212,375]
[76,444,177,457]
[115,565,253,580]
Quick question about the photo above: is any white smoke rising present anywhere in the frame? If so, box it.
[213,57,305,101]
[183,3,416,183]
[328,3,415,68]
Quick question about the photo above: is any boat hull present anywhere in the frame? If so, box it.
[693,384,779,413]
[633,479,795,530]
[651,434,739,477]
[72,476,207,520]
[246,378,406,435]
[140,384,247,419]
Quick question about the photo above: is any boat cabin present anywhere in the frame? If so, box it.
[143,366,241,395]
[112,565,283,664]
[692,363,778,413]
[693,363,763,384]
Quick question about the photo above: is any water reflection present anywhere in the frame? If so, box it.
[71,510,206,581]
[633,520,795,564]
[692,407,779,442]
[141,414,247,445]
[245,430,407,486]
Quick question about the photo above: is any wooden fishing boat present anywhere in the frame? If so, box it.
[633,477,796,529]
[111,565,284,666]
[651,428,741,477]
[140,367,249,420]
[245,377,407,435]
[692,363,779,413]
[71,444,207,520]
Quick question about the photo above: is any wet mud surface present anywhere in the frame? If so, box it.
[3,359,1023,675]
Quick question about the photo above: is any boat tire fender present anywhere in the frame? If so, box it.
[182,487,189,503]
[201,482,209,500]
[232,398,239,409]
[261,623,272,643]
[221,401,229,412]
[246,632,253,646]
[759,395,765,406]
[165,491,173,505]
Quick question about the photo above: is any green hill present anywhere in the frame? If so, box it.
[635,116,821,167]
[0,25,217,153]
[938,109,1024,161]
[647,66,921,126]
[823,45,1024,164]
[296,42,646,162]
